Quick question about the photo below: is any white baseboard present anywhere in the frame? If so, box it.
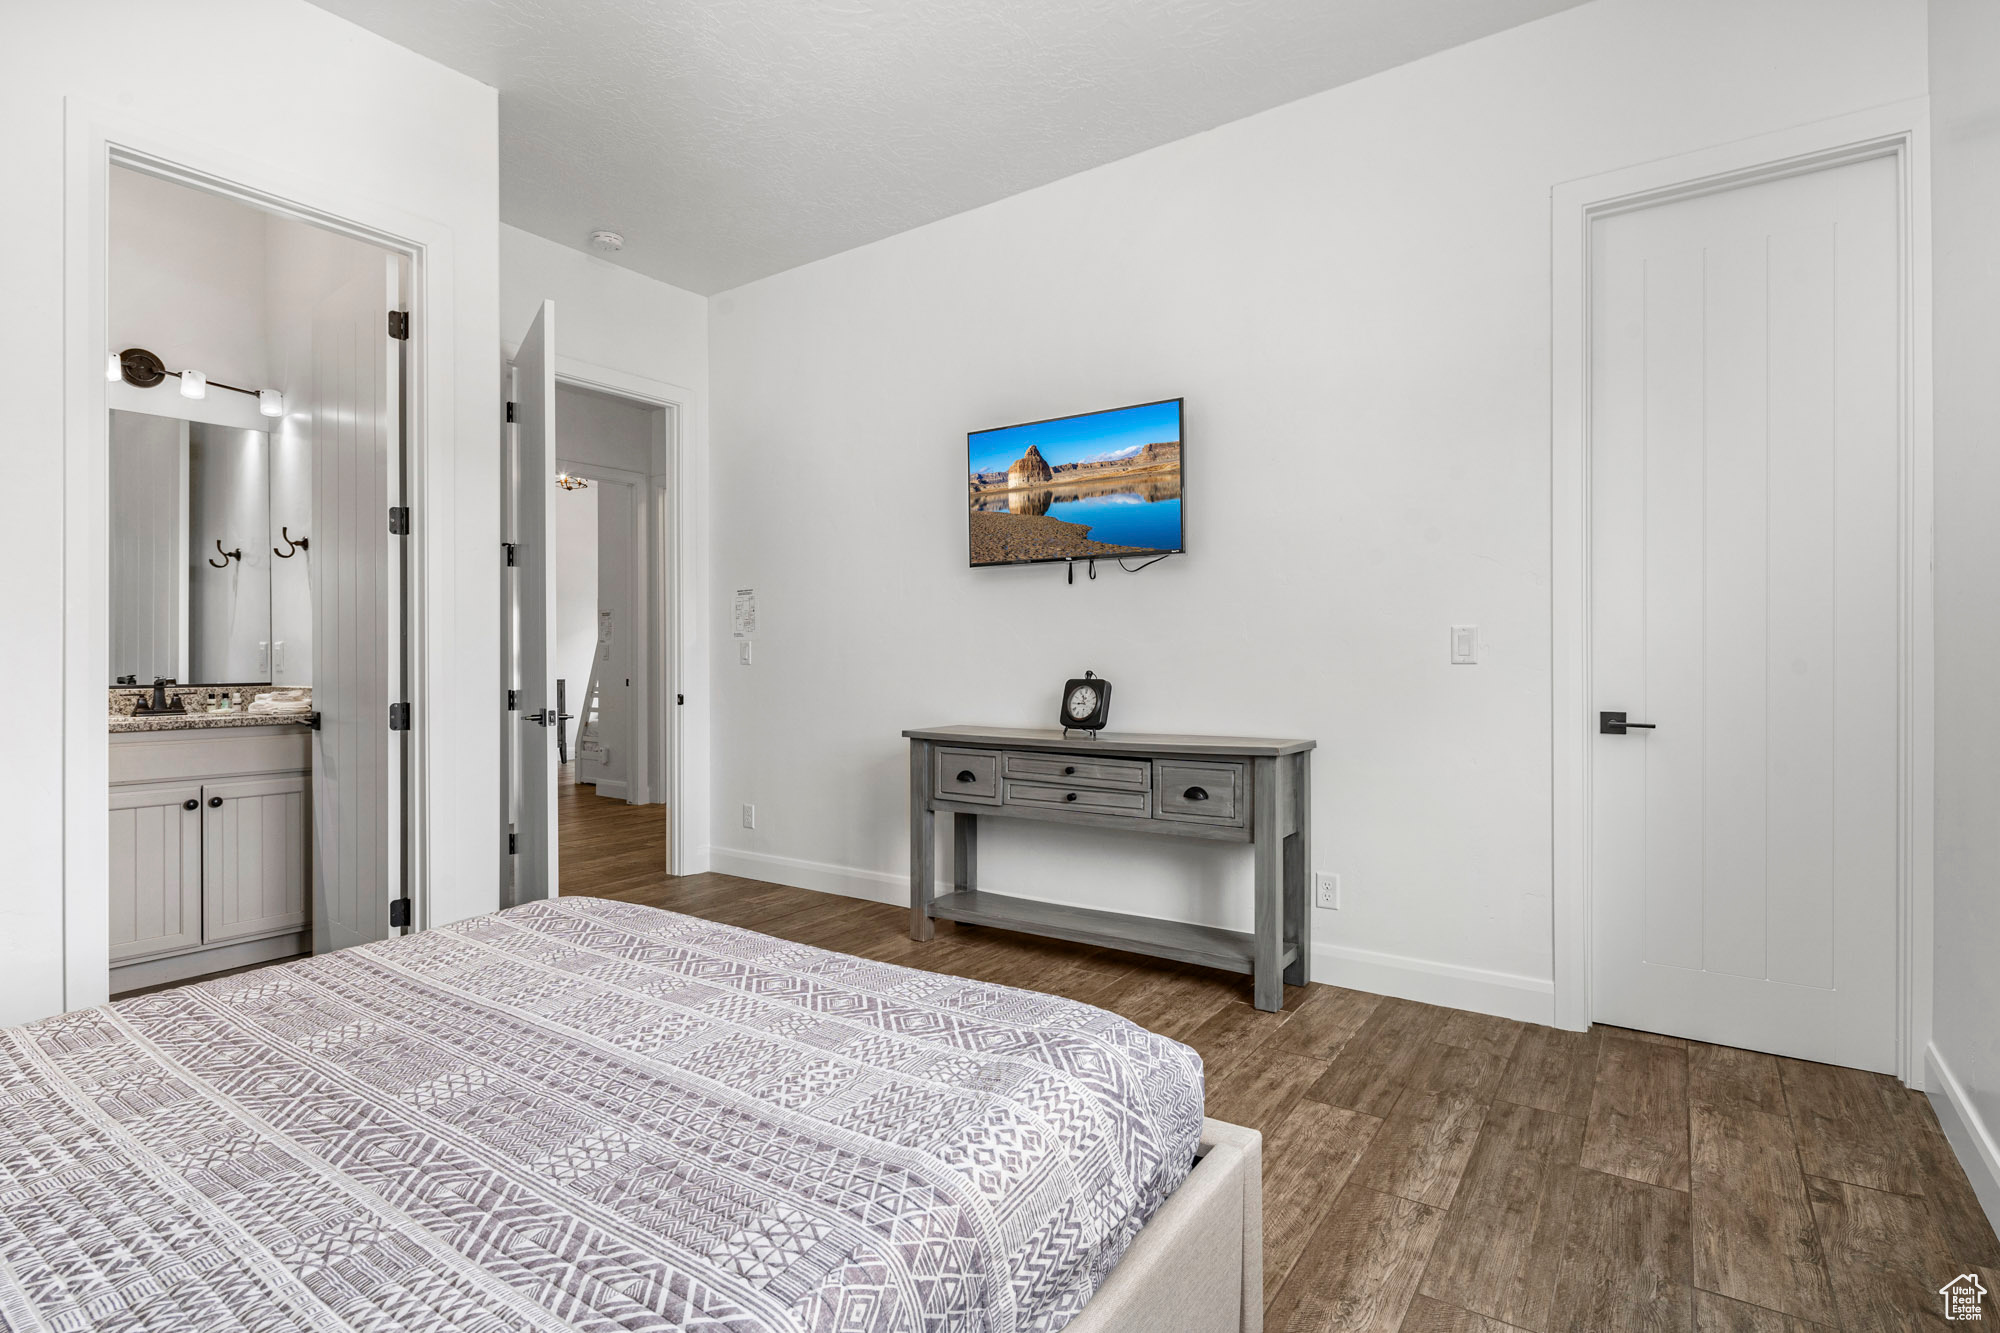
[581,778,628,799]
[709,846,906,907]
[1926,1042,2000,1238]
[1309,940,1555,1026]
[705,846,1556,1024]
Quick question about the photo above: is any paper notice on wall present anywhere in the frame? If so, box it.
[598,609,613,644]
[733,588,757,638]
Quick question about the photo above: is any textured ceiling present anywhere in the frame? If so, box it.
[308,0,1587,294]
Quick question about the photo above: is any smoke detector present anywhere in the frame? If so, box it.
[589,229,624,252]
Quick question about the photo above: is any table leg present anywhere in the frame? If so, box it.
[1251,754,1283,1011]
[909,740,936,940]
[1286,751,1311,986]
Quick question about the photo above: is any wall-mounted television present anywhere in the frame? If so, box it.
[967,397,1184,567]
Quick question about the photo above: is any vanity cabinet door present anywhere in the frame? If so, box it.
[109,781,204,963]
[201,774,310,945]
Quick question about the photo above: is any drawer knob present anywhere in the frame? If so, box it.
[183,799,199,811]
[1064,791,1078,803]
[1063,765,1076,775]
[956,769,977,784]
[1183,786,1209,802]
[209,796,223,808]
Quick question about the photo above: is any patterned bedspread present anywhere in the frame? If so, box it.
[0,897,1204,1332]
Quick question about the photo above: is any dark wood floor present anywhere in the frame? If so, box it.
[557,784,1999,1332]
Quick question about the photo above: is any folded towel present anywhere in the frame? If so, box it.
[248,689,313,715]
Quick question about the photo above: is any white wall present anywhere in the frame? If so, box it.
[1927,0,2000,1232]
[705,0,1930,1019]
[501,224,710,858]
[110,166,269,389]
[0,0,501,1025]
[558,381,655,474]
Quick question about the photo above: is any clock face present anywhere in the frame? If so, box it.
[1066,685,1099,720]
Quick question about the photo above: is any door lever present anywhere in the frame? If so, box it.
[1600,711,1658,735]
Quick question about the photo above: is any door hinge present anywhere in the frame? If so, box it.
[507,688,520,711]
[388,897,412,928]
[389,702,411,731]
[389,506,410,535]
[505,400,517,424]
[508,830,518,855]
[677,693,684,705]
[503,541,517,567]
[387,310,410,340]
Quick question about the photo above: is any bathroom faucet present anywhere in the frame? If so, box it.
[135,677,185,715]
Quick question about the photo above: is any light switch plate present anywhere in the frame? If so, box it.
[1314,872,1340,910]
[739,640,754,665]
[1450,625,1479,665]
[740,803,756,829]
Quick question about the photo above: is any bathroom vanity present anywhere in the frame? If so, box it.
[108,701,314,992]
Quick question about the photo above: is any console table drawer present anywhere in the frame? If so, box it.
[1004,781,1152,819]
[1003,751,1151,790]
[935,748,1001,804]
[1155,760,1246,826]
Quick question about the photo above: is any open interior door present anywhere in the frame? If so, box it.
[508,301,559,900]
[311,254,404,950]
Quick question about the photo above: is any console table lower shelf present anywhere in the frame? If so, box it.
[905,725,1317,1011]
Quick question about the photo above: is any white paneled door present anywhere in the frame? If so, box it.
[311,254,404,953]
[508,301,560,901]
[1589,153,1903,1072]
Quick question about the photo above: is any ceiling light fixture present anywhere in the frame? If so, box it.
[555,471,590,491]
[589,229,624,252]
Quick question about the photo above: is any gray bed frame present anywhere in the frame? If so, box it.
[1069,1117,1264,1333]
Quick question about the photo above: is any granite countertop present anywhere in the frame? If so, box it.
[110,711,313,734]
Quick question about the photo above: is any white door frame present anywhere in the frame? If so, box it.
[552,458,646,801]
[1551,99,1934,1086]
[63,104,456,1013]
[504,345,692,877]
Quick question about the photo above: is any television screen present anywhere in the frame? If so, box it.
[967,398,1184,567]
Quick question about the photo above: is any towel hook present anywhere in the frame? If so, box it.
[208,539,243,569]
[274,527,309,558]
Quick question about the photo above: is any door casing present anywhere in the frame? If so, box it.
[1551,99,1934,1085]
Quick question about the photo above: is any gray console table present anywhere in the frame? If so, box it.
[905,724,1315,1011]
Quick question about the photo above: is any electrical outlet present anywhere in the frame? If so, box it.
[739,640,754,665]
[1314,872,1341,910]
[740,803,756,829]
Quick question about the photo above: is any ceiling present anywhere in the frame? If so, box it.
[309,0,1587,295]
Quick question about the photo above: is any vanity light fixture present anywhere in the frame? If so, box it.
[110,348,283,413]
[259,389,284,417]
[555,471,590,491]
[106,351,121,382]
[179,369,207,400]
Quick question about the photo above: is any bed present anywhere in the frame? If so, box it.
[0,897,1260,1332]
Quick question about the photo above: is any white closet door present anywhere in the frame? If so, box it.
[311,254,402,952]
[509,301,560,901]
[1589,154,1902,1071]
[108,781,204,963]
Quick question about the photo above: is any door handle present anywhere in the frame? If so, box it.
[526,709,552,726]
[1599,711,1658,735]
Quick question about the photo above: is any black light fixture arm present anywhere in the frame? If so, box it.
[114,347,272,401]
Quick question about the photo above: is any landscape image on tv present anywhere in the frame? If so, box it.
[968,398,1183,566]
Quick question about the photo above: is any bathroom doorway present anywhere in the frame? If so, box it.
[98,161,416,996]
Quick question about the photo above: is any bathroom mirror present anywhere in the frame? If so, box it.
[108,409,310,687]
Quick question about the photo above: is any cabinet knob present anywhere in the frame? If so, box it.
[1063,765,1076,775]
[1064,791,1078,803]
[1183,786,1209,802]
[183,799,199,811]
[208,797,223,808]
[956,769,976,783]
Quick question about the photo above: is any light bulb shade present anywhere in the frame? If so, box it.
[258,389,284,417]
[179,369,207,400]
[106,352,121,382]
